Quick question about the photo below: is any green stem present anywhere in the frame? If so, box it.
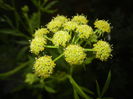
[69,65,73,75]
[53,53,64,62]
[71,35,76,44]
[84,49,94,52]
[44,35,52,41]
[75,37,80,44]
[0,61,31,78]
[67,75,92,99]
[23,13,33,34]
[45,45,58,48]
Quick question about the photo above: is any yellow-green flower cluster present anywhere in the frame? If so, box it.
[30,28,49,55]
[53,15,68,22]
[71,15,88,24]
[30,37,46,55]
[47,15,68,33]
[64,45,86,65]
[34,28,49,37]
[76,25,93,39]
[63,21,78,31]
[29,14,113,79]
[52,31,71,47]
[34,56,56,78]
[94,20,111,33]
[93,40,112,61]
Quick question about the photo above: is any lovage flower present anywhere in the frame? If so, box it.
[64,45,86,65]
[93,40,112,61]
[34,56,56,78]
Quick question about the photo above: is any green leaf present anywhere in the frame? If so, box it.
[84,57,94,64]
[0,61,31,78]
[0,29,30,39]
[29,12,40,31]
[81,86,95,95]
[3,16,15,28]
[30,0,39,7]
[101,71,111,97]
[74,89,80,99]
[41,1,58,13]
[0,1,14,11]
[16,46,28,60]
[68,75,92,99]
[44,1,57,10]
[16,40,29,45]
[44,86,56,93]
[96,80,101,97]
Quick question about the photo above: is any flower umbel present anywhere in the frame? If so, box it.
[71,15,88,24]
[93,40,112,61]
[52,31,71,47]
[46,20,62,32]
[63,21,78,31]
[94,20,111,33]
[76,25,93,39]
[30,37,47,55]
[34,56,56,78]
[64,45,86,65]
[34,28,49,38]
[53,15,68,22]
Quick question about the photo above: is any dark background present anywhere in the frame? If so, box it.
[0,0,133,99]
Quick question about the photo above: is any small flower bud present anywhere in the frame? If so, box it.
[25,73,37,84]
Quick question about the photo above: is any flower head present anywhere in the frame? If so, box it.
[46,20,62,33]
[30,37,46,55]
[76,25,93,39]
[53,15,68,22]
[94,20,111,33]
[64,45,86,65]
[34,56,56,78]
[63,21,78,31]
[34,28,49,38]
[71,15,88,24]
[93,40,112,61]
[52,31,71,47]
[25,73,38,84]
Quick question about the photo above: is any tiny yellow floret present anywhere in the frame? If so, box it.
[76,25,93,39]
[30,37,46,55]
[64,45,86,65]
[52,31,71,47]
[71,15,88,24]
[34,56,56,78]
[63,21,78,31]
[94,20,111,33]
[34,28,49,38]
[93,40,112,61]
[46,20,62,33]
